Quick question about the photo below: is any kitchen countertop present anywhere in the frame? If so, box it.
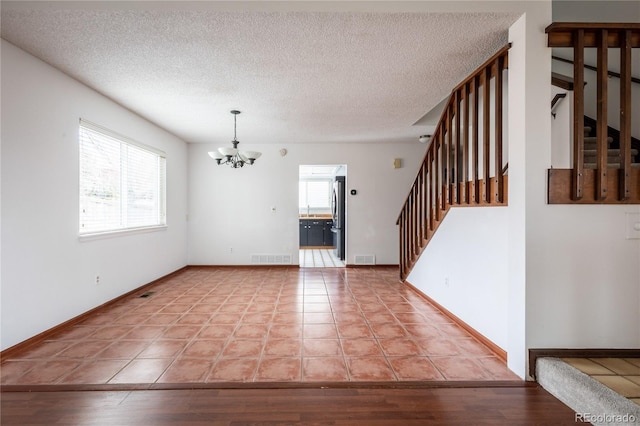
[299,215,333,220]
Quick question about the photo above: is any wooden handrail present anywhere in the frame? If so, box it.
[551,93,567,109]
[547,23,639,204]
[552,56,640,85]
[450,44,511,95]
[551,93,567,119]
[551,72,579,91]
[546,22,640,48]
[547,23,640,30]
[396,44,510,281]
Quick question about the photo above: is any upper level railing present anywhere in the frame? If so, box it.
[546,23,640,203]
[396,44,510,281]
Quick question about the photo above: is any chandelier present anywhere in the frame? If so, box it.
[208,110,261,168]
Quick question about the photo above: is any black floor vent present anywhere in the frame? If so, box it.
[138,291,155,298]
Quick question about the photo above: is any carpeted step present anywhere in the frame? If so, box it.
[581,125,639,167]
[584,136,613,149]
[536,357,640,426]
[585,162,640,169]
[584,126,592,137]
[584,148,638,161]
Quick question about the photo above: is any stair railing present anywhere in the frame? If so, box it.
[551,93,567,119]
[546,23,640,203]
[396,44,510,281]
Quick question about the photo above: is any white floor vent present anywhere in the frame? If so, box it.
[250,254,292,265]
[354,255,376,265]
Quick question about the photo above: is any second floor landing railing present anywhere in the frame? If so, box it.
[396,44,510,281]
[546,23,640,204]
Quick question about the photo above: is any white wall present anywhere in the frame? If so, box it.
[519,3,640,369]
[1,41,189,350]
[550,87,573,169]
[188,142,425,266]
[553,1,640,23]
[407,207,509,349]
[504,5,634,378]
[500,5,631,378]
[526,205,640,349]
[545,6,640,349]
[505,12,532,379]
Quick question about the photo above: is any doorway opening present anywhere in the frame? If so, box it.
[298,165,346,267]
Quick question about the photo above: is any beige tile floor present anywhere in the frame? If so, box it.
[299,249,345,268]
[1,267,519,386]
[562,357,640,406]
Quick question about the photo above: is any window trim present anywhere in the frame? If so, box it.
[78,119,167,238]
[78,224,167,242]
[80,119,166,157]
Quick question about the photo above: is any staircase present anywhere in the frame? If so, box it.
[396,45,510,281]
[399,23,639,280]
[583,125,639,169]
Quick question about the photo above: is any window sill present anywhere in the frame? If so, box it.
[78,225,167,242]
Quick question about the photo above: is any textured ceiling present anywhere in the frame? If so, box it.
[1,2,520,145]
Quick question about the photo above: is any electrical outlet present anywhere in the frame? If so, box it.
[444,277,450,287]
[95,274,100,285]
[626,213,640,239]
[230,247,233,253]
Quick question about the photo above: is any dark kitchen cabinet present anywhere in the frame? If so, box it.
[300,219,335,247]
[323,220,334,246]
[299,220,308,246]
[308,221,324,246]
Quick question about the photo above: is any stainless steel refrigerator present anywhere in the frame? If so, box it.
[331,176,346,261]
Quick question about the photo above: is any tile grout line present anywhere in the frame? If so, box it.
[3,267,521,386]
[324,270,351,381]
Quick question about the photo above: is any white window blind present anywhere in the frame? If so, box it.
[79,119,166,235]
[299,180,332,208]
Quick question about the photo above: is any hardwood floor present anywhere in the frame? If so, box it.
[1,385,579,425]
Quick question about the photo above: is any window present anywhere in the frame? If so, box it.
[79,119,166,235]
[299,179,332,209]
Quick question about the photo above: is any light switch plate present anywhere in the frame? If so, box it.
[625,213,640,239]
